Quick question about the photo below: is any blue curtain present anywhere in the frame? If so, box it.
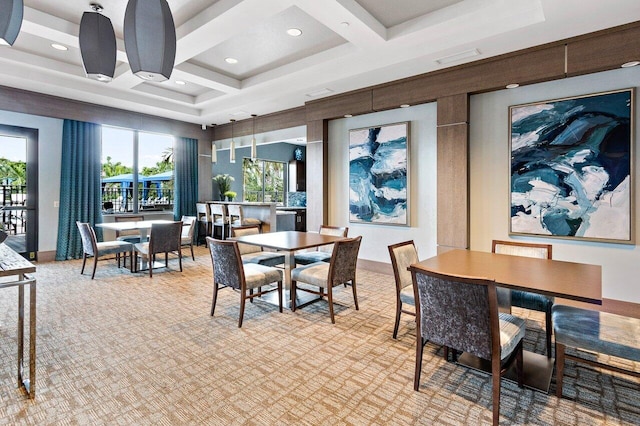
[173,137,198,219]
[55,120,103,260]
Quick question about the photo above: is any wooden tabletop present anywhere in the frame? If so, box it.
[231,231,347,252]
[411,249,602,305]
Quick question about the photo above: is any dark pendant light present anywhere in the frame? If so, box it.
[124,0,176,82]
[79,3,116,82]
[0,0,23,46]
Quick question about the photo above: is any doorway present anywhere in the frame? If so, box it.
[0,124,38,260]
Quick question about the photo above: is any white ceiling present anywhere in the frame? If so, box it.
[2,0,639,127]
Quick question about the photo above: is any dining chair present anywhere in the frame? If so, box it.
[76,221,133,279]
[388,240,419,339]
[180,215,197,261]
[133,221,183,277]
[228,204,261,236]
[291,235,361,323]
[231,225,285,267]
[114,215,145,243]
[411,267,525,426]
[196,202,212,245]
[206,236,283,328]
[209,203,229,239]
[293,225,348,265]
[492,240,554,358]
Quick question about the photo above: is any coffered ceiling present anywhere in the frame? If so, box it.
[1,0,639,126]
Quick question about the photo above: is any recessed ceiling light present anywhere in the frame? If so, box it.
[435,48,480,65]
[51,43,68,51]
[286,28,302,37]
[621,61,639,68]
[225,57,238,64]
[400,104,410,108]
[340,22,350,27]
[175,80,186,85]
[344,114,353,118]
[506,83,520,89]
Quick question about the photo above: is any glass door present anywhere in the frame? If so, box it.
[0,125,38,260]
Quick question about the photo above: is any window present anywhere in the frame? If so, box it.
[101,127,174,213]
[243,158,285,204]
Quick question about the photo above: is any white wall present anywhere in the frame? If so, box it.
[0,111,63,253]
[470,66,640,303]
[328,103,438,263]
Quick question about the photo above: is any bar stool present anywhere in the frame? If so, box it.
[209,203,229,239]
[227,204,261,237]
[196,202,212,245]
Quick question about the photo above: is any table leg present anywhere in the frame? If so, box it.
[17,284,24,391]
[16,275,35,398]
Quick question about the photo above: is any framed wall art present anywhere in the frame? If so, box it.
[509,88,634,243]
[349,121,409,226]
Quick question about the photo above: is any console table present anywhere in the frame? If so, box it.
[0,244,36,398]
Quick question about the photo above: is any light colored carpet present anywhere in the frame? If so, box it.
[0,246,638,425]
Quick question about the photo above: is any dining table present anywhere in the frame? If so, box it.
[410,248,602,393]
[230,230,349,307]
[96,219,176,270]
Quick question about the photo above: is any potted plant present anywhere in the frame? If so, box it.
[213,174,234,201]
[224,191,237,201]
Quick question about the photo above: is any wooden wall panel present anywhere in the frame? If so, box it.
[305,89,373,122]
[305,120,328,231]
[567,23,640,76]
[437,93,469,126]
[373,45,566,111]
[437,123,469,250]
[213,106,306,140]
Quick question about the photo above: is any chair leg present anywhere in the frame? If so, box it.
[249,288,254,303]
[414,336,425,391]
[351,279,359,311]
[291,281,297,311]
[516,341,524,388]
[80,254,87,275]
[91,256,98,279]
[210,282,219,316]
[555,342,565,398]
[178,251,182,272]
[277,281,283,313]
[190,244,194,261]
[327,286,335,324]
[393,301,402,339]
[239,290,246,328]
[492,356,501,426]
[546,308,553,358]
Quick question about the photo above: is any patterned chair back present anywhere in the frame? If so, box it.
[389,240,418,291]
[412,269,498,361]
[328,235,361,287]
[76,221,98,256]
[492,240,552,259]
[114,215,144,238]
[207,238,244,291]
[149,222,182,255]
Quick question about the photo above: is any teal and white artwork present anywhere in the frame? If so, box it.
[509,89,634,243]
[349,122,409,226]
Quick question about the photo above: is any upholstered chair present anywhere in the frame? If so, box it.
[76,221,133,279]
[114,214,145,243]
[291,236,361,323]
[411,267,525,426]
[180,215,197,261]
[231,225,286,267]
[388,240,419,338]
[492,240,554,357]
[206,237,283,327]
[293,225,348,265]
[133,221,183,277]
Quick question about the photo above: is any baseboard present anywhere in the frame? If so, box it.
[357,258,392,275]
[36,250,56,263]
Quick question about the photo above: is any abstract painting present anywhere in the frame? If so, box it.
[509,89,634,243]
[349,122,409,225]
